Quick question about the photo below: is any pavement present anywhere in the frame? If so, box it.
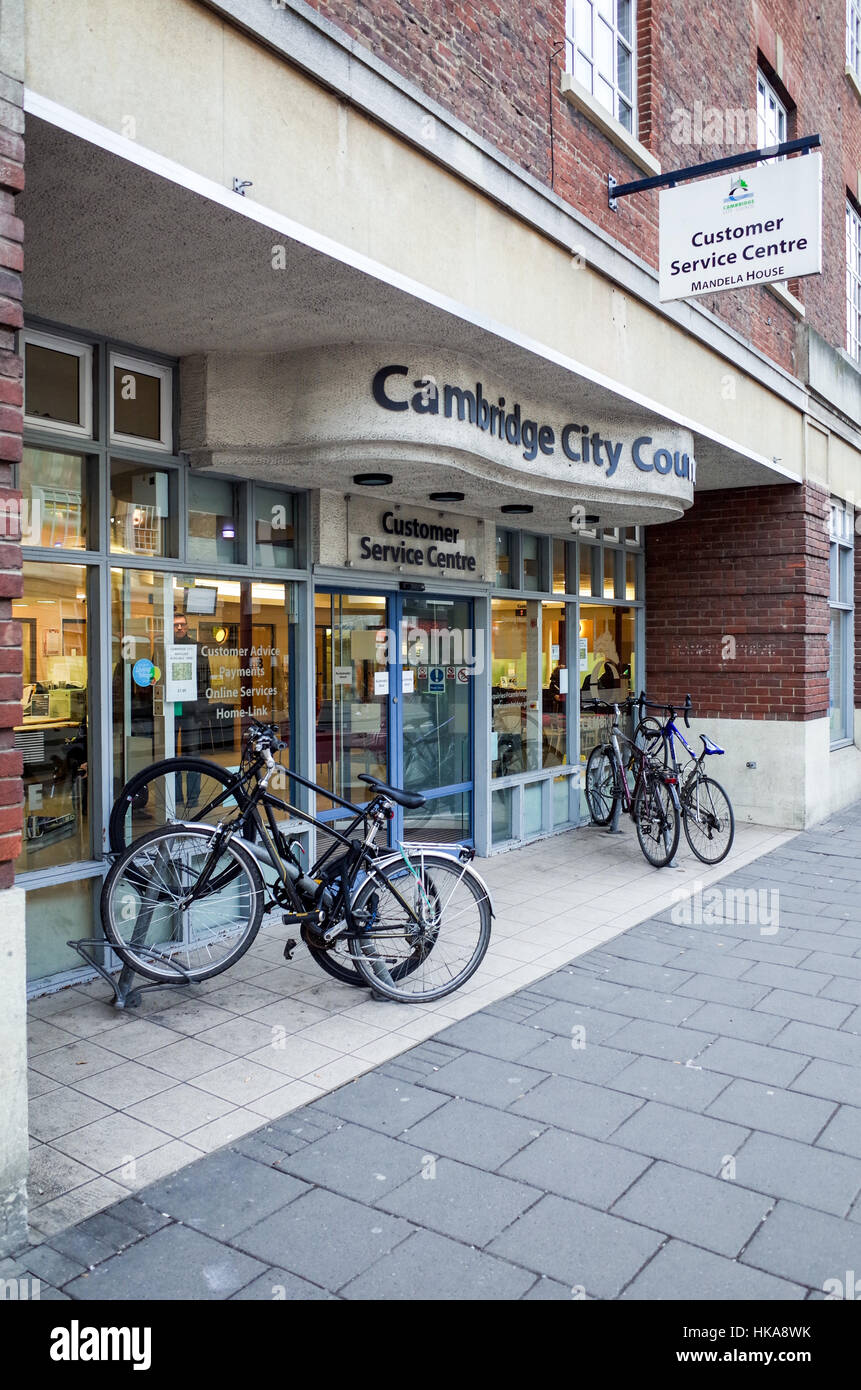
[7,804,861,1300]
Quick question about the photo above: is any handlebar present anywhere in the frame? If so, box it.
[636,691,692,728]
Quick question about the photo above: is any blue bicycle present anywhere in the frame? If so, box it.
[635,693,735,865]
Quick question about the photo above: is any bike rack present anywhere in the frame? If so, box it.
[66,938,194,1010]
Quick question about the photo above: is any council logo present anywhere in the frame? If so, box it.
[723,175,754,211]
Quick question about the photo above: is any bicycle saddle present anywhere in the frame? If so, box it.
[358,774,427,809]
[700,735,725,755]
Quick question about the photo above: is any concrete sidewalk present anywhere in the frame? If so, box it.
[7,805,861,1299]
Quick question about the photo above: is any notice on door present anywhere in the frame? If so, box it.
[165,644,197,704]
[333,666,352,687]
[402,669,415,694]
[374,670,389,696]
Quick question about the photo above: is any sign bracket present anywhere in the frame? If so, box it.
[608,133,821,211]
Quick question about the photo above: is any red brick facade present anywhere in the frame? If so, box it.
[0,73,24,888]
[645,483,831,722]
[301,0,860,375]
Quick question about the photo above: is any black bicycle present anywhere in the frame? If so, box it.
[101,722,493,1003]
[634,692,735,865]
[583,697,682,868]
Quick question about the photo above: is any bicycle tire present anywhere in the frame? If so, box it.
[633,771,681,868]
[101,823,265,982]
[110,757,253,854]
[585,744,620,826]
[303,861,444,987]
[682,774,735,865]
[347,851,491,1002]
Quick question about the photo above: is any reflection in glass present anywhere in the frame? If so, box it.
[14,562,89,874]
[113,364,162,442]
[542,601,567,768]
[25,342,83,429]
[20,448,87,549]
[110,461,174,557]
[255,487,296,569]
[188,475,241,565]
[492,597,540,776]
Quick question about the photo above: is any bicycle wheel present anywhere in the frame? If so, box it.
[110,757,251,854]
[682,775,735,865]
[302,927,368,987]
[633,771,681,868]
[585,744,619,826]
[347,851,491,1002]
[101,824,265,982]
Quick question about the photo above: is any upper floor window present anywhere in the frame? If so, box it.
[567,0,635,133]
[848,200,861,362]
[849,0,861,79]
[24,331,93,439]
[757,70,787,153]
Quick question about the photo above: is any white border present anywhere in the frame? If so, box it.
[109,352,173,452]
[23,328,93,438]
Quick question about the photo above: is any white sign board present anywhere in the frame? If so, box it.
[165,644,198,704]
[333,665,352,687]
[659,152,822,302]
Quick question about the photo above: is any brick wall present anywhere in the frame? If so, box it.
[645,483,830,722]
[296,0,860,376]
[0,61,24,887]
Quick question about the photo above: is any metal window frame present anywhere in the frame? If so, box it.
[16,322,312,931]
[22,329,94,439]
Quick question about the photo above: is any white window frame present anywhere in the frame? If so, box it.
[109,352,173,453]
[847,200,861,362]
[23,330,93,439]
[757,70,787,157]
[829,500,854,748]
[566,0,636,134]
[848,0,861,79]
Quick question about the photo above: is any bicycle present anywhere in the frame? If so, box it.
[583,697,682,868]
[101,721,493,1003]
[634,692,735,865]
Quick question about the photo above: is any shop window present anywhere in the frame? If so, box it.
[829,501,854,745]
[491,597,540,776]
[553,774,574,827]
[110,460,177,557]
[523,534,541,591]
[579,602,635,759]
[188,474,243,565]
[625,551,640,600]
[552,539,567,594]
[14,561,90,875]
[495,529,514,588]
[603,548,616,598]
[254,487,297,569]
[624,526,640,545]
[542,601,568,768]
[111,570,294,797]
[110,354,173,451]
[19,448,89,550]
[24,332,93,437]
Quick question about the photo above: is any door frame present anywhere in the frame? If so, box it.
[313,583,477,845]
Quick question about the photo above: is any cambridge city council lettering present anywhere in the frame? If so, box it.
[371,365,695,481]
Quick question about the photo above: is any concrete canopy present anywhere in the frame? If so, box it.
[21,115,795,532]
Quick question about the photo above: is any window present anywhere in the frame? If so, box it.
[110,460,177,557]
[24,331,93,438]
[829,502,854,745]
[254,487,297,569]
[849,0,861,79]
[19,448,90,550]
[757,70,787,154]
[188,474,242,565]
[110,353,173,451]
[567,0,635,133]
[14,561,90,875]
[848,200,861,362]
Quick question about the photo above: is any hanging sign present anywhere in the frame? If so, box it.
[659,152,822,302]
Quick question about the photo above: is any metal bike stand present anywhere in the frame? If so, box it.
[66,939,194,1010]
[607,796,625,835]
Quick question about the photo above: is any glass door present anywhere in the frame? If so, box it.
[314,592,388,817]
[396,594,473,844]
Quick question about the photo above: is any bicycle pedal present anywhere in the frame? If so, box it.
[282,937,298,961]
